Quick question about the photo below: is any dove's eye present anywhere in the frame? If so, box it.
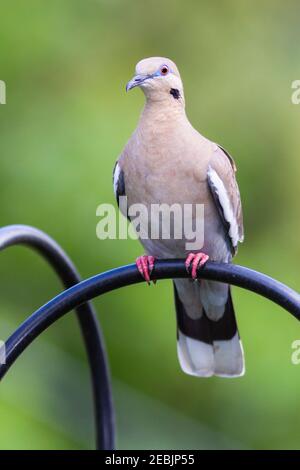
[160,65,169,76]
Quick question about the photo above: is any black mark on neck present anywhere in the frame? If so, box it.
[170,88,180,100]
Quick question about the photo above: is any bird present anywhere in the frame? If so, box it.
[113,57,244,377]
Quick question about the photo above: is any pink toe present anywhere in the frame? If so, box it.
[141,256,150,283]
[148,256,155,273]
[191,260,199,279]
[199,254,209,267]
[185,253,195,272]
[136,257,144,277]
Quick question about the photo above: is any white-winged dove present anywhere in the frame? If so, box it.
[113,57,244,377]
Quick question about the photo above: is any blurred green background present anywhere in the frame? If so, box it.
[0,0,299,450]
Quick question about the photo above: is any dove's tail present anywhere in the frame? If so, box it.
[173,281,244,378]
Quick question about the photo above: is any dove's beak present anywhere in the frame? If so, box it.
[126,74,151,92]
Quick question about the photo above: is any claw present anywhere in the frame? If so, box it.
[136,255,156,284]
[185,252,209,280]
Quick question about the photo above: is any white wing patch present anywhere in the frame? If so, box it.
[113,161,121,199]
[207,166,240,248]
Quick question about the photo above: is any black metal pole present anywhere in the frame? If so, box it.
[1,259,299,386]
[0,225,114,450]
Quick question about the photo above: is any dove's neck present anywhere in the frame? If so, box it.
[139,97,188,130]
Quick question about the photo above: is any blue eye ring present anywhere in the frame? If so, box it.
[160,65,169,76]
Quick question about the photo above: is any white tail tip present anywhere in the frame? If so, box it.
[177,331,245,378]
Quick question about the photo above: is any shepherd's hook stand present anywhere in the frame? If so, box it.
[0,225,299,449]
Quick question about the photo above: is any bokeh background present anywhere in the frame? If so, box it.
[0,0,299,450]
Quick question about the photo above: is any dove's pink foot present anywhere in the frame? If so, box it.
[185,252,209,280]
[136,255,156,284]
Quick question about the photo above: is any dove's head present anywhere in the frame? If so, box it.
[126,57,184,104]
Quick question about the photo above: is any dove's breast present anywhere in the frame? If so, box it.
[119,123,230,261]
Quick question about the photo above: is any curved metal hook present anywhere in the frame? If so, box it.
[0,225,114,450]
[1,259,299,381]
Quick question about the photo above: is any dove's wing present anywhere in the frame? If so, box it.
[207,145,244,255]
